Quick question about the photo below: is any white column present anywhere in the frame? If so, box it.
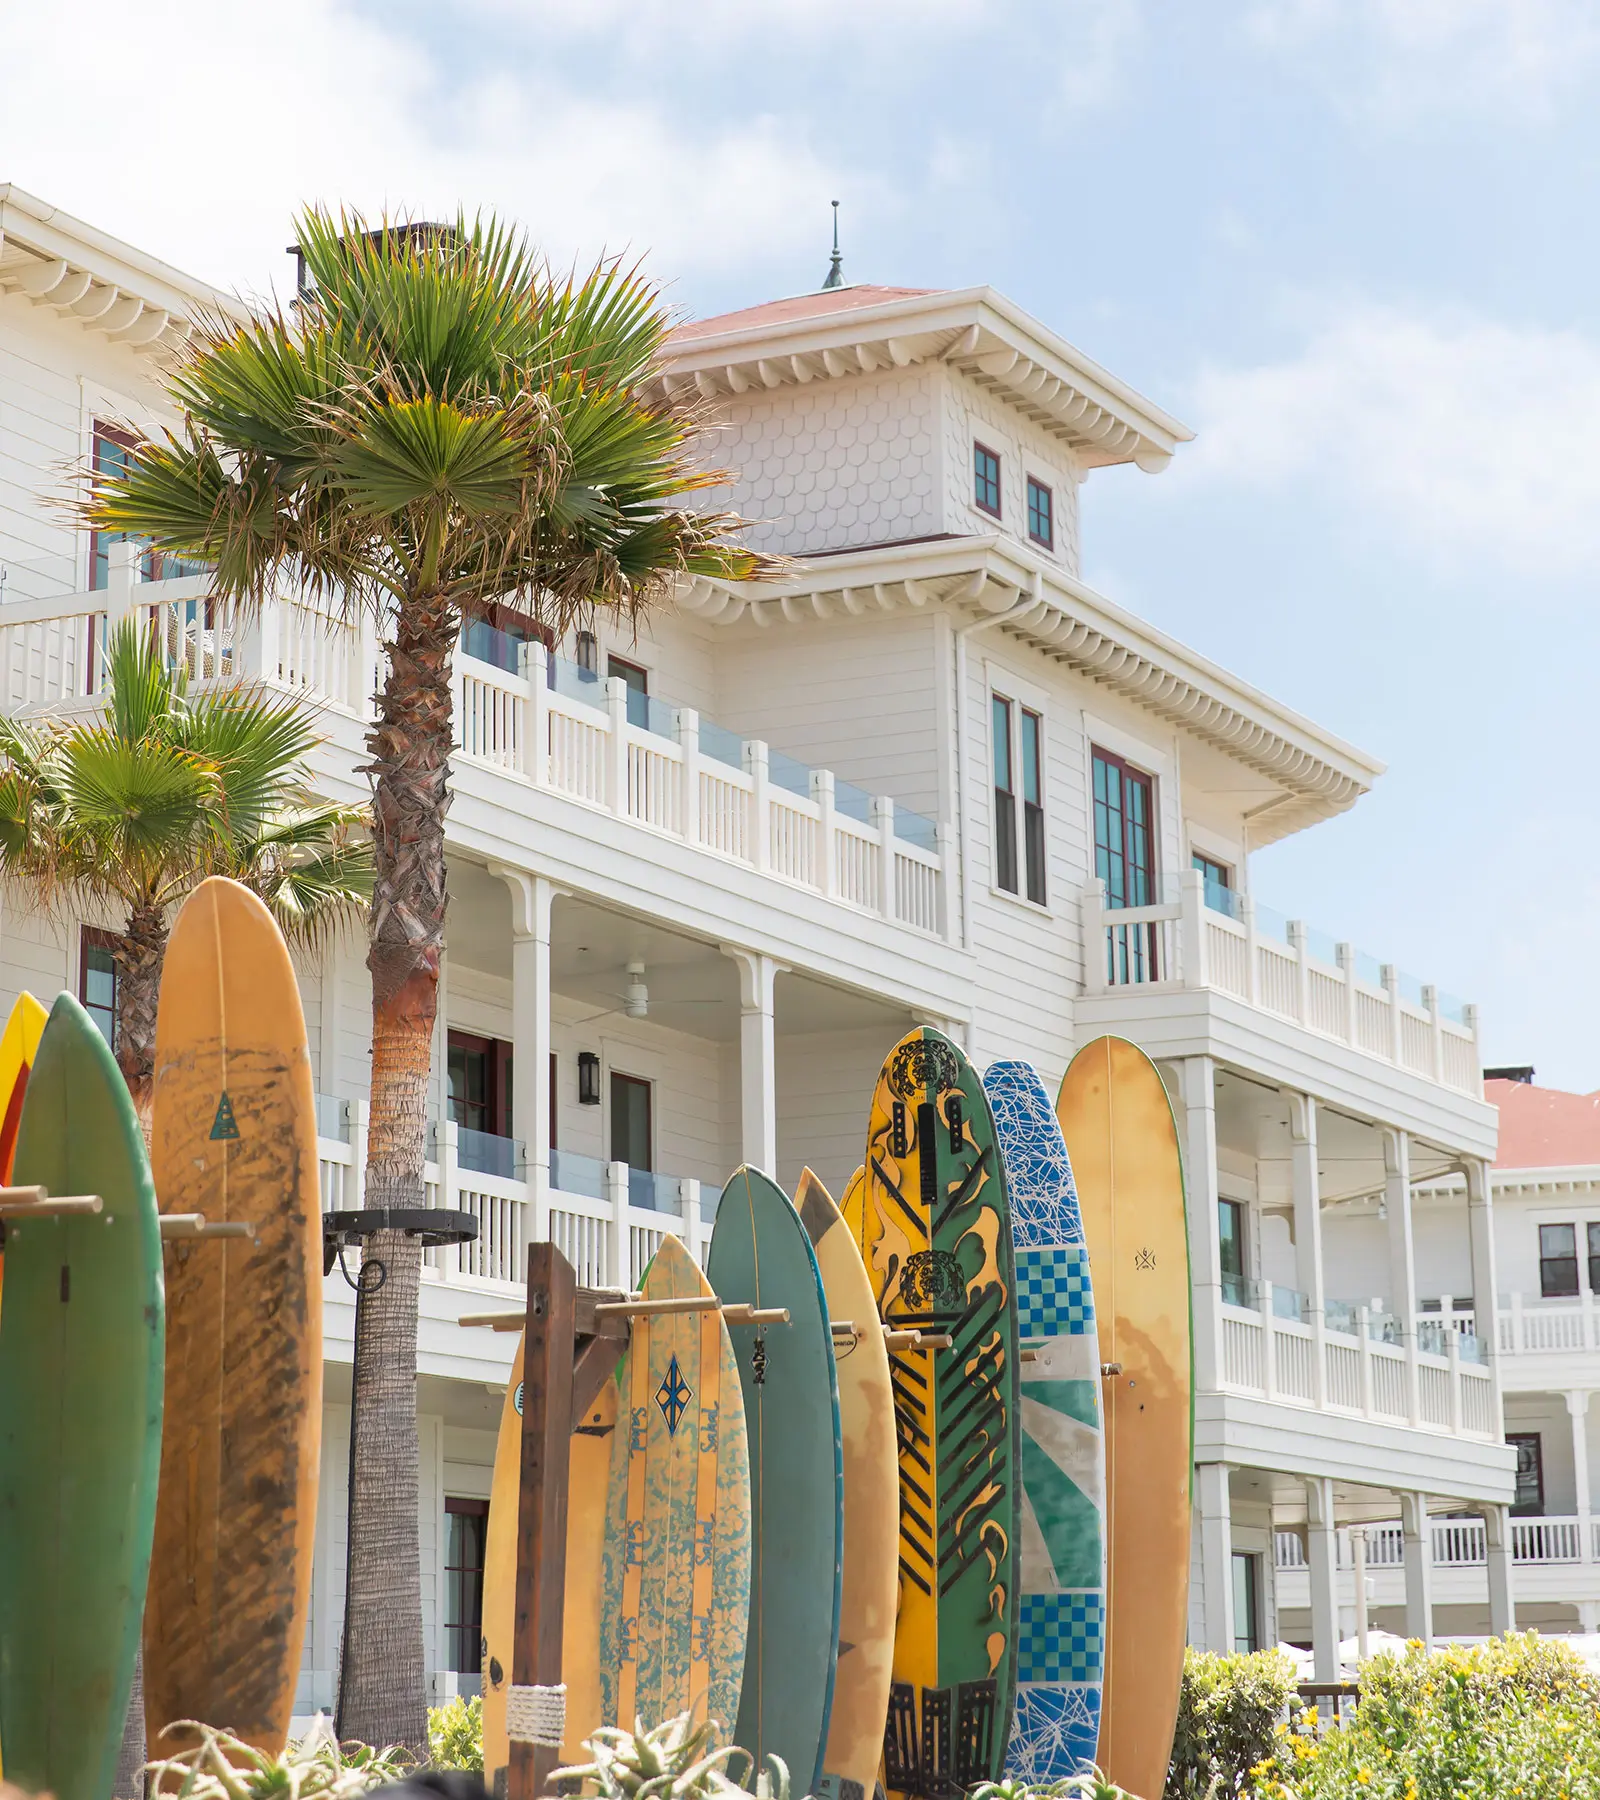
[1401,1492,1435,1648]
[1197,1462,1235,1653]
[723,947,784,1175]
[1288,1092,1327,1405]
[1570,1390,1593,1534]
[1349,1527,1371,1662]
[491,867,558,1243]
[1384,1127,1421,1425]
[1467,1159,1504,1421]
[1482,1503,1516,1637]
[1183,1057,1224,1394]
[1305,1476,1340,1682]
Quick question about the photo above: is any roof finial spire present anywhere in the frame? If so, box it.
[821,200,844,290]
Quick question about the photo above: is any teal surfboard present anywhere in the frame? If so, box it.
[708,1167,843,1795]
[0,992,165,1800]
[983,1058,1107,1780]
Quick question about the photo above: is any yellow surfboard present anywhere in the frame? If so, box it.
[796,1168,899,1800]
[1056,1036,1191,1800]
[0,989,49,1334]
[481,1332,619,1787]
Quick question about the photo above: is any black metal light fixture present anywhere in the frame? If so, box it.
[577,1050,601,1106]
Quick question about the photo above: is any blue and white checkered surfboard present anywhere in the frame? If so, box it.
[983,1058,1107,1782]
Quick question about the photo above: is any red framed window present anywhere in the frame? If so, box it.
[79,925,122,1049]
[446,1030,513,1139]
[973,443,1001,517]
[1026,477,1054,549]
[443,1497,489,1674]
[88,422,203,590]
[1093,746,1158,980]
[607,654,650,728]
[994,698,1046,904]
[992,695,1018,894]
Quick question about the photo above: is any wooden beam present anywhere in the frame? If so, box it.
[510,1241,576,1800]
[570,1330,626,1428]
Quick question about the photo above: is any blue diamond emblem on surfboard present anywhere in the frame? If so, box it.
[656,1354,692,1436]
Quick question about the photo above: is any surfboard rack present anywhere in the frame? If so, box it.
[160,1213,257,1241]
[884,1328,954,1351]
[1101,1361,1124,1377]
[0,1185,103,1216]
[461,1295,793,1327]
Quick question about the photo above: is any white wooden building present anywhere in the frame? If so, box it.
[0,187,1522,1706]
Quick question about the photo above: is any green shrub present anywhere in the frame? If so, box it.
[1244,1633,1600,1800]
[1168,1648,1303,1798]
[428,1693,484,1771]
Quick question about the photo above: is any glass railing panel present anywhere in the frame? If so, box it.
[1397,970,1427,1008]
[766,747,813,799]
[896,806,938,852]
[1304,925,1340,967]
[1324,1297,1359,1338]
[461,619,524,674]
[627,1168,680,1212]
[1203,882,1244,921]
[314,1093,349,1143]
[1365,1310,1401,1346]
[698,719,745,770]
[457,1127,520,1181]
[1221,1271,1258,1310]
[549,655,607,711]
[635,693,676,739]
[1354,950,1385,988]
[550,1147,604,1200]
[1437,991,1469,1025]
[833,778,874,826]
[1457,1330,1486,1365]
[1253,901,1291,946]
[1273,1285,1309,1323]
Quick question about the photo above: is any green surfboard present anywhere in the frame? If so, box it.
[0,992,165,1800]
[708,1168,843,1797]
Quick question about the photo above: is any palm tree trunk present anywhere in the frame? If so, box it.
[338,589,455,1755]
[114,900,168,1128]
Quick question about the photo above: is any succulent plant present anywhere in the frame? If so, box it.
[971,1771,1138,1800]
[550,1713,787,1800]
[143,1717,415,1800]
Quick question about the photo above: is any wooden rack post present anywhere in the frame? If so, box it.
[510,1241,576,1800]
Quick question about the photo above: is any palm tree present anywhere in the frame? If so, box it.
[83,209,774,1750]
[0,619,373,1120]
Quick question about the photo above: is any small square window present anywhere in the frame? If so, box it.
[1193,851,1235,917]
[973,443,1001,518]
[1026,477,1053,549]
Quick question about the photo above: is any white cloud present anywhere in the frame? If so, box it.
[0,0,872,303]
[1057,0,1146,110]
[1247,0,1600,120]
[1183,302,1600,578]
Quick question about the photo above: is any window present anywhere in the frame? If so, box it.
[1540,1223,1580,1298]
[1026,477,1054,549]
[973,443,1001,518]
[610,1072,653,1172]
[607,655,650,728]
[447,1030,513,1140]
[1508,1433,1545,1516]
[992,696,1046,904]
[549,1051,558,1151]
[443,1497,489,1675]
[1588,1222,1600,1296]
[87,423,205,591]
[1219,1199,1247,1306]
[461,601,551,675]
[1093,747,1159,979]
[1231,1551,1261,1654]
[79,926,121,1050]
[1193,851,1234,916]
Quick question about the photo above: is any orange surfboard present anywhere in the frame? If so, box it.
[1056,1036,1191,1800]
[145,878,323,1758]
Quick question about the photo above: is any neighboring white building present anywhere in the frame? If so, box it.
[0,188,1517,1707]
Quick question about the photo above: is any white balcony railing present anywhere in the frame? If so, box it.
[1276,1515,1598,1572]
[316,1106,710,1296]
[1081,870,1482,1097]
[1497,1294,1600,1358]
[0,561,948,942]
[1219,1288,1498,1441]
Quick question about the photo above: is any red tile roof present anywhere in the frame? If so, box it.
[1488,1078,1600,1169]
[670,284,941,341]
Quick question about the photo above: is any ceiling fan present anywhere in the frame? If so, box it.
[569,959,725,1026]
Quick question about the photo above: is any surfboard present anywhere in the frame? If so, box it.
[0,991,165,1800]
[796,1167,898,1800]
[843,1026,1020,1800]
[1056,1036,1191,1800]
[598,1233,751,1738]
[983,1059,1106,1782]
[0,989,48,1335]
[482,1332,620,1788]
[708,1168,842,1797]
[145,876,323,1759]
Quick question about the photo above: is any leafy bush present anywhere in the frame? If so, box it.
[552,1713,785,1800]
[1245,1633,1600,1800]
[146,1718,414,1799]
[1168,1647,1303,1798]
[973,1772,1136,1800]
[428,1694,484,1772]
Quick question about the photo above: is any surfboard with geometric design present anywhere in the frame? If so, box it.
[982,1058,1106,1782]
[844,1026,1020,1800]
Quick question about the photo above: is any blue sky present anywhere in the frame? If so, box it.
[6,0,1598,1084]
